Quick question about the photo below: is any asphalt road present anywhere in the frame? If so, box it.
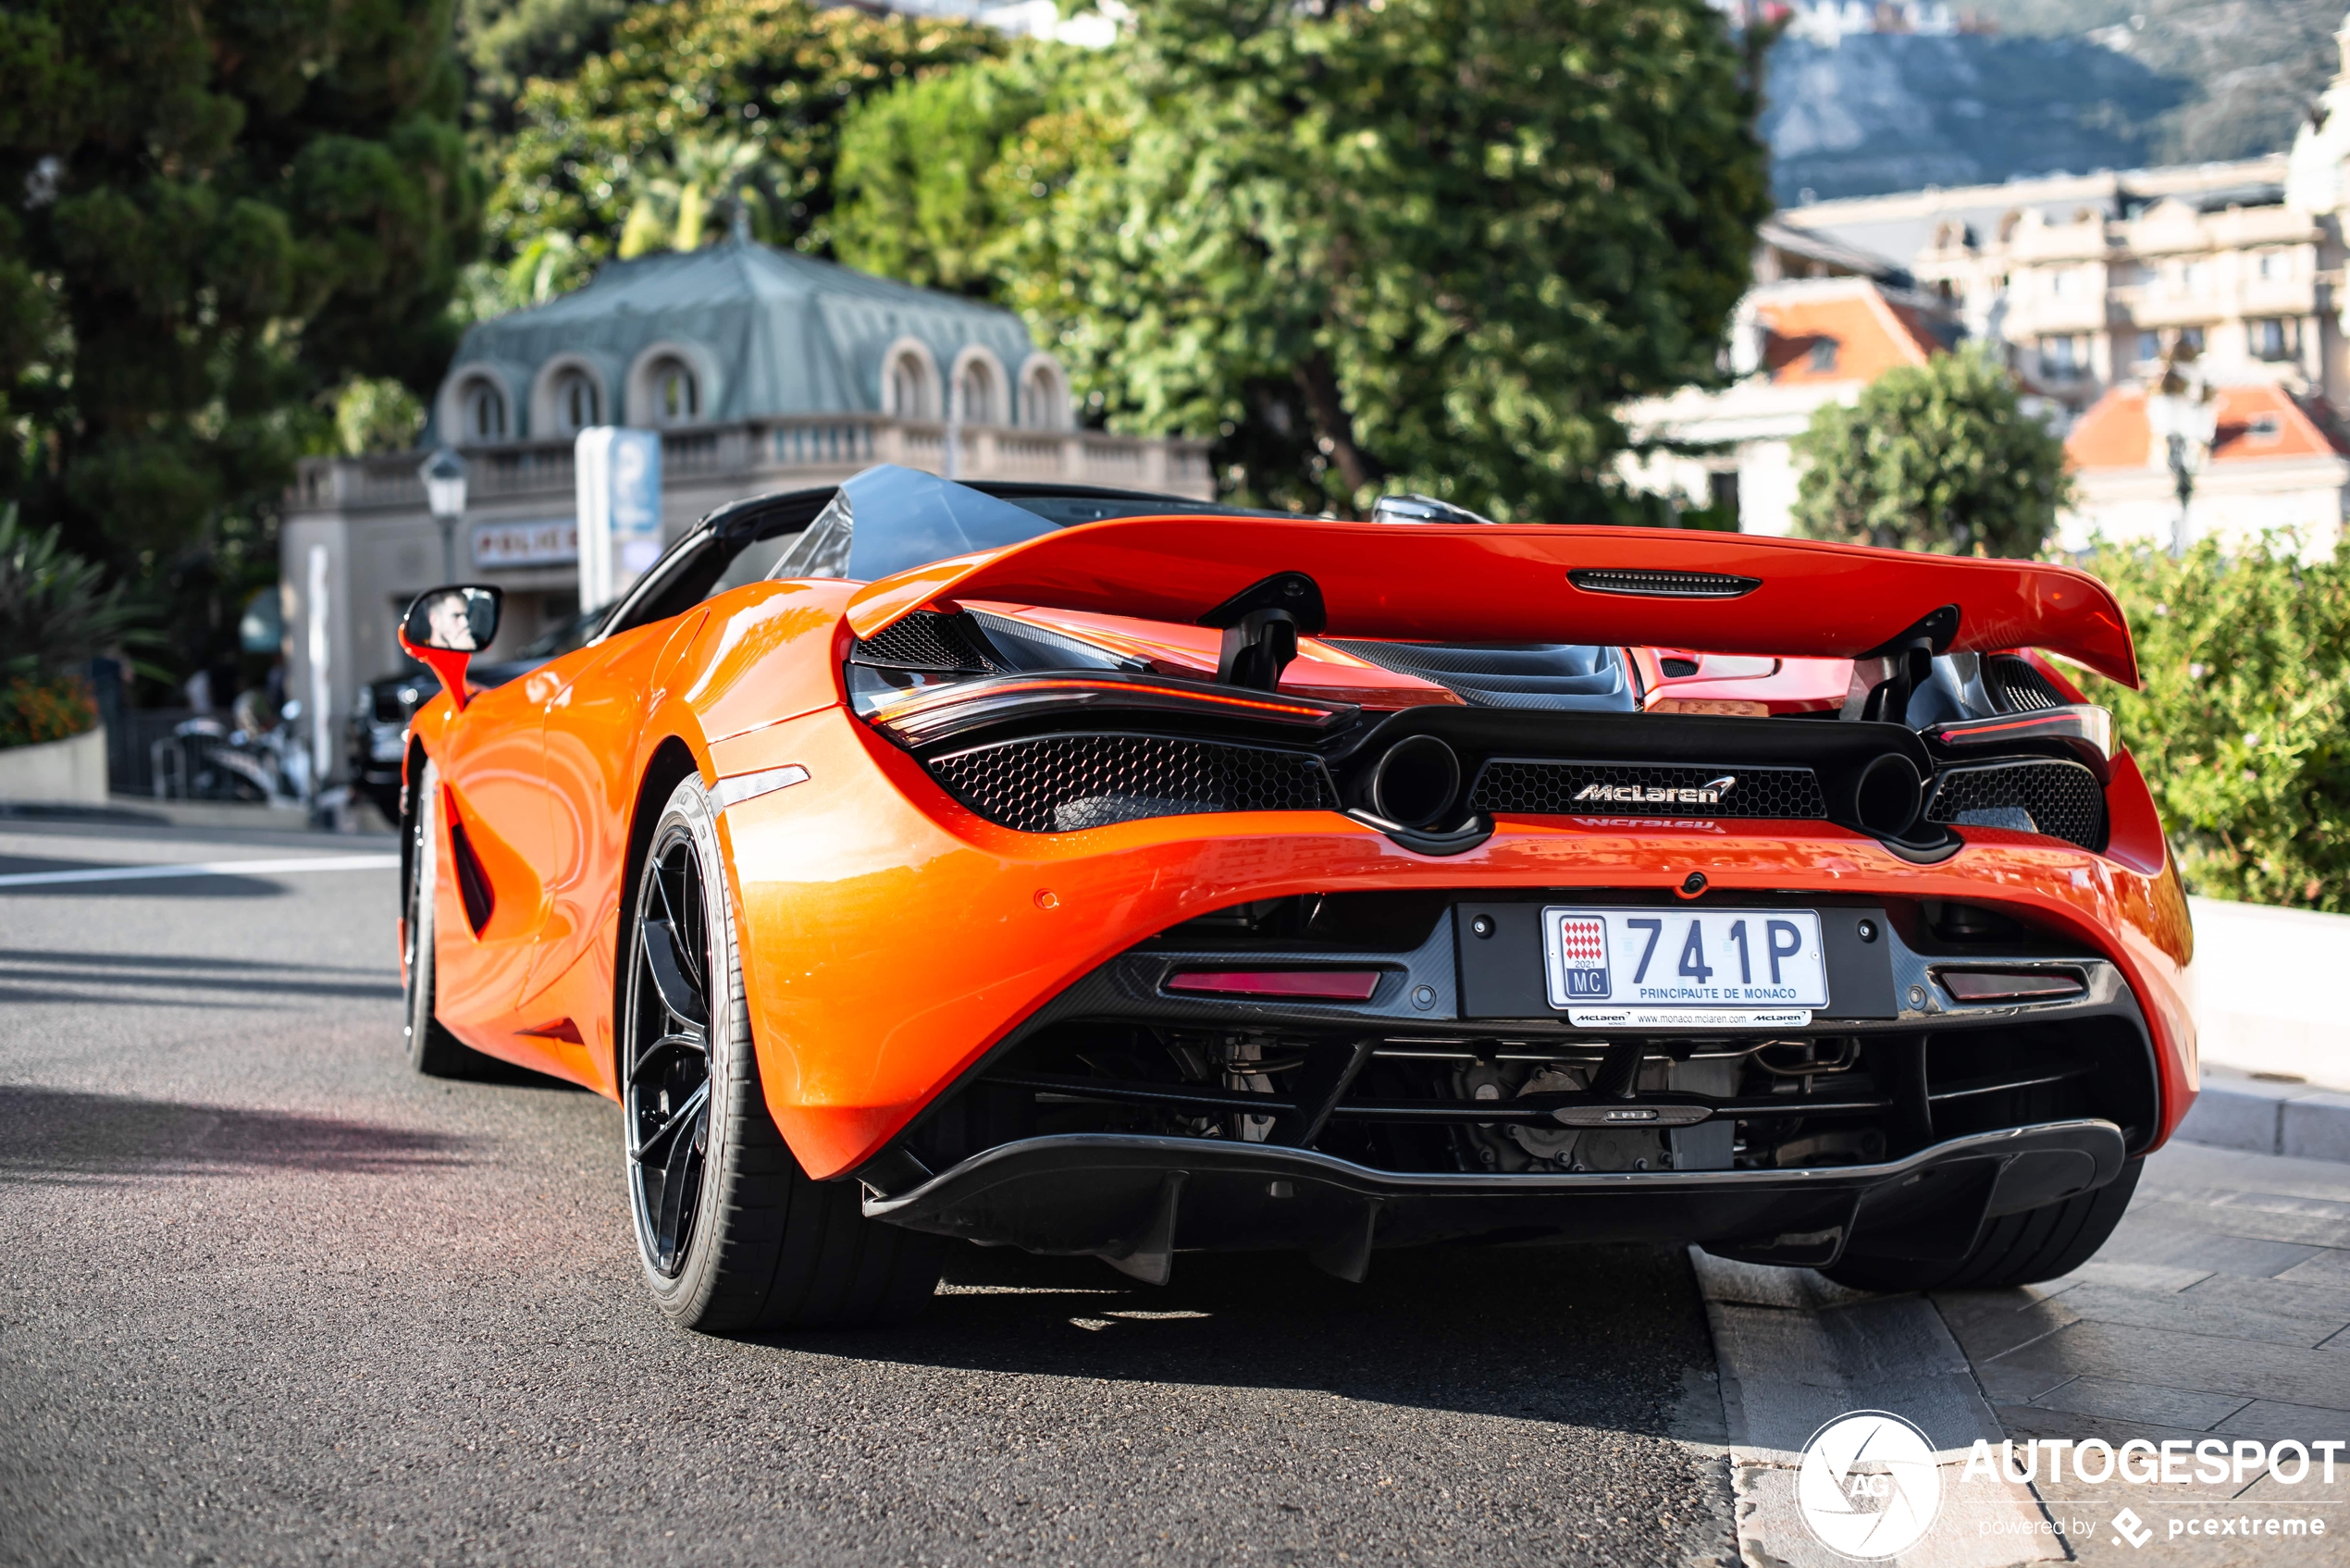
[0,806,1734,1568]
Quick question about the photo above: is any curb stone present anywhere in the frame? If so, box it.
[1692,1251,2063,1568]
[2175,1066,2350,1163]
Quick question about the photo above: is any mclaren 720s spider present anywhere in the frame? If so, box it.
[393,463,2192,1332]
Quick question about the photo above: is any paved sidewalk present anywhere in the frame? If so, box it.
[1936,1140,2350,1562]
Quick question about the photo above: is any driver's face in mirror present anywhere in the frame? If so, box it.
[426,594,478,651]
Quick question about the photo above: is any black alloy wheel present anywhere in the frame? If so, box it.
[626,827,716,1278]
[616,773,945,1331]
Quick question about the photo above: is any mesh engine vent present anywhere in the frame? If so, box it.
[1926,760,2105,850]
[1471,759,1826,819]
[853,611,996,673]
[929,735,1339,833]
[1983,654,2065,713]
[1566,567,1761,599]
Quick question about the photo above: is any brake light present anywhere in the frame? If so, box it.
[1931,706,2112,762]
[1935,968,2085,1003]
[1165,969,1384,1001]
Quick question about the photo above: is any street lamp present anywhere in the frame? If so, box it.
[2144,361,2217,558]
[418,447,469,583]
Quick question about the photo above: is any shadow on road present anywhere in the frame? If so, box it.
[0,1086,473,1182]
[0,949,402,1006]
[0,855,291,897]
[772,1239,1716,1437]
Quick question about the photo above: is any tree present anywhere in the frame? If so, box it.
[0,0,478,678]
[1789,344,2072,557]
[457,0,644,125]
[970,0,1771,518]
[0,505,156,747]
[2074,536,2350,912]
[484,0,1000,299]
[833,52,1061,297]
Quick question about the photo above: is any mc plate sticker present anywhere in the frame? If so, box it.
[1541,907,1827,1029]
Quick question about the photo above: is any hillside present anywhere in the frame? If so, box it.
[1763,0,2340,201]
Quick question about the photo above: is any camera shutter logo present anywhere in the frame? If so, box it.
[1795,1411,1943,1560]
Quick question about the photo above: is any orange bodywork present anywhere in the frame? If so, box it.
[406,535,2197,1187]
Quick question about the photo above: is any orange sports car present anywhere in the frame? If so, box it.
[395,464,2193,1332]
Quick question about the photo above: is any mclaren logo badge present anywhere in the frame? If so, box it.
[1574,774,1737,806]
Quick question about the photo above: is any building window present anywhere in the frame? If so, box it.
[1018,362,1069,429]
[2247,414,2282,441]
[2048,268,2072,297]
[2181,260,2208,294]
[2250,317,2297,362]
[954,357,999,425]
[462,379,506,442]
[2039,335,2084,378]
[552,370,600,434]
[884,351,934,419]
[2178,325,2206,354]
[1807,339,1838,373]
[2258,250,2287,280]
[2134,330,2161,365]
[647,357,698,425]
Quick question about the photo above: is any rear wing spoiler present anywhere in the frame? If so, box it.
[844,517,2138,687]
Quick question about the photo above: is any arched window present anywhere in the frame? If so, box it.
[956,357,999,426]
[1019,361,1070,429]
[553,370,600,433]
[884,350,934,419]
[646,357,699,425]
[463,379,507,442]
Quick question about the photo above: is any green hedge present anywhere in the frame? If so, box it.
[2073,537,2350,912]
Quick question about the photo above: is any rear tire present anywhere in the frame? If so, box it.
[621,774,943,1332]
[1823,1157,2143,1293]
[403,759,501,1080]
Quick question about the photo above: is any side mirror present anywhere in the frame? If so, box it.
[398,585,503,712]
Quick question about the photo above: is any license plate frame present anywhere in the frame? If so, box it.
[1540,906,1828,1029]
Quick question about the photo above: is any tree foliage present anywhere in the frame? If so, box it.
[1790,344,2072,557]
[0,0,479,685]
[834,53,1059,297]
[483,0,1000,303]
[832,0,1771,518]
[0,505,149,682]
[2076,537,2350,912]
[457,0,642,123]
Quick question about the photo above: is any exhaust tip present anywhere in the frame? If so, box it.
[1370,735,1463,830]
[1851,753,1923,838]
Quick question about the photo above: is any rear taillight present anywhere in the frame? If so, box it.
[1934,968,2086,1004]
[1929,705,2112,772]
[1164,969,1383,1001]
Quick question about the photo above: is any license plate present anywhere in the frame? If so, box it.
[1540,907,1827,1028]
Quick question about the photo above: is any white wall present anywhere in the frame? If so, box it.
[1737,440,1801,537]
[2188,895,2350,1090]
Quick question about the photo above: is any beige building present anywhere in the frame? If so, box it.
[1776,156,2332,414]
[280,241,1208,786]
[1619,271,1957,536]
